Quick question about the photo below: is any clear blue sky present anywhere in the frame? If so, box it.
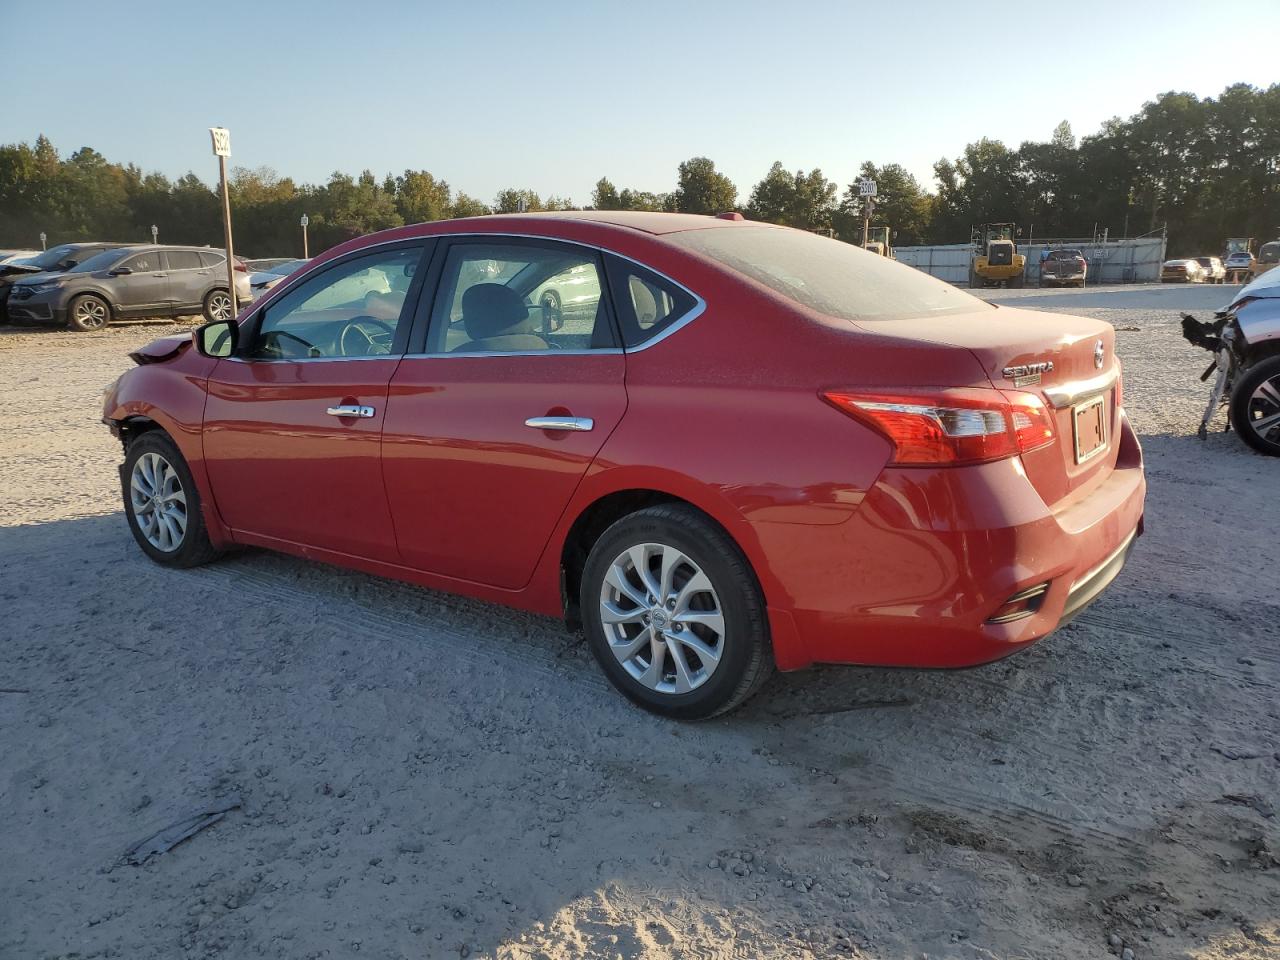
[2,0,1274,204]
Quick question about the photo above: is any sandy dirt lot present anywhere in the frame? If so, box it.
[2,284,1277,960]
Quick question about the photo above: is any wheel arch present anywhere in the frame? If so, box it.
[555,480,778,627]
[69,288,115,315]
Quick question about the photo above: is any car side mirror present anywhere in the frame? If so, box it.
[110,266,133,276]
[194,318,237,358]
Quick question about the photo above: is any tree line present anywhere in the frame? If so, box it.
[0,83,1275,258]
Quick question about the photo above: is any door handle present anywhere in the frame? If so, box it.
[326,404,376,418]
[525,416,593,432]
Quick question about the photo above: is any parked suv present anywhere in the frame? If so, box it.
[0,241,138,325]
[7,245,251,331]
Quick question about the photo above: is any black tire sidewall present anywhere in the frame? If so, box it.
[68,294,109,332]
[1230,356,1280,457]
[122,433,212,565]
[580,507,767,720]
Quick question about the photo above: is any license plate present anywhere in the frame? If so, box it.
[1073,395,1107,464]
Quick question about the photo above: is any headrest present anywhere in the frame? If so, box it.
[461,283,528,340]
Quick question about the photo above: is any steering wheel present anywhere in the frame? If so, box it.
[260,329,319,359]
[338,316,396,357]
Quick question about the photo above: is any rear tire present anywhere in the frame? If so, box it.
[203,288,234,323]
[580,504,773,720]
[122,431,222,567]
[67,294,111,332]
[1230,356,1280,457]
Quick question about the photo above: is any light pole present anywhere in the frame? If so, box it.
[39,232,46,251]
[151,224,158,245]
[208,127,237,316]
[300,214,309,258]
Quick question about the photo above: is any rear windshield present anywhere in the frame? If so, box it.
[1047,249,1084,260]
[668,226,990,322]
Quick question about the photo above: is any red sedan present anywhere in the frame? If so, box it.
[103,212,1146,719]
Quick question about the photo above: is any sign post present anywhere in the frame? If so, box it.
[300,214,309,258]
[209,127,237,316]
[151,224,158,245]
[39,231,46,251]
[857,179,877,250]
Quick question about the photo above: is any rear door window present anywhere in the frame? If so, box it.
[165,250,204,271]
[423,239,616,354]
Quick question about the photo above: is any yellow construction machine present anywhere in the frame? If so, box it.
[863,225,894,259]
[969,222,1026,288]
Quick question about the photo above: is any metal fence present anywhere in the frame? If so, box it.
[893,235,1168,285]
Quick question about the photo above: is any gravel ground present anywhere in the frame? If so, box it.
[1,284,1277,960]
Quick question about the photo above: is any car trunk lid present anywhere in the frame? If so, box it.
[856,305,1120,509]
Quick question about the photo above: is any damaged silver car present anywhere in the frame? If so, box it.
[1182,269,1280,455]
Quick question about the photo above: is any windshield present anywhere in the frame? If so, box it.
[27,244,82,270]
[66,248,127,274]
[669,225,991,321]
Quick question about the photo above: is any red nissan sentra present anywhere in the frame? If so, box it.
[102,212,1145,719]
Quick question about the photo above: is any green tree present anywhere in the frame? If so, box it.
[392,169,451,223]
[746,162,836,231]
[449,192,490,218]
[833,162,931,245]
[674,157,737,214]
[592,177,621,210]
[493,188,544,213]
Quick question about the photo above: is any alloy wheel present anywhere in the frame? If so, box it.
[598,542,725,695]
[208,292,233,322]
[1245,374,1280,444]
[75,298,108,329]
[129,451,188,552]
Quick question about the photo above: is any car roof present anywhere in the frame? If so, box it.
[471,210,746,235]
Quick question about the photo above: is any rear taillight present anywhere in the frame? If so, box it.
[822,387,1055,466]
[234,261,248,272]
[1115,360,1124,409]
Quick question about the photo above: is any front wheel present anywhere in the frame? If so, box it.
[203,288,234,323]
[1230,356,1280,457]
[67,294,111,331]
[581,504,772,720]
[122,431,222,566]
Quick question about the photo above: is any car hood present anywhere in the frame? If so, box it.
[1227,268,1280,309]
[9,271,65,286]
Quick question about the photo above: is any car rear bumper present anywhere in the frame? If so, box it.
[753,409,1147,670]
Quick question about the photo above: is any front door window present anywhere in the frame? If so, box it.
[247,247,423,359]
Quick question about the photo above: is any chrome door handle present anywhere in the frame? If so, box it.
[326,404,376,418]
[524,416,593,432]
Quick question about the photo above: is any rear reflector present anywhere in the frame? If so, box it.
[822,387,1055,465]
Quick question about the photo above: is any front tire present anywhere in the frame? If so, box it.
[203,288,234,323]
[1230,356,1280,457]
[540,290,563,333]
[122,431,221,566]
[580,504,772,720]
[67,294,111,331]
